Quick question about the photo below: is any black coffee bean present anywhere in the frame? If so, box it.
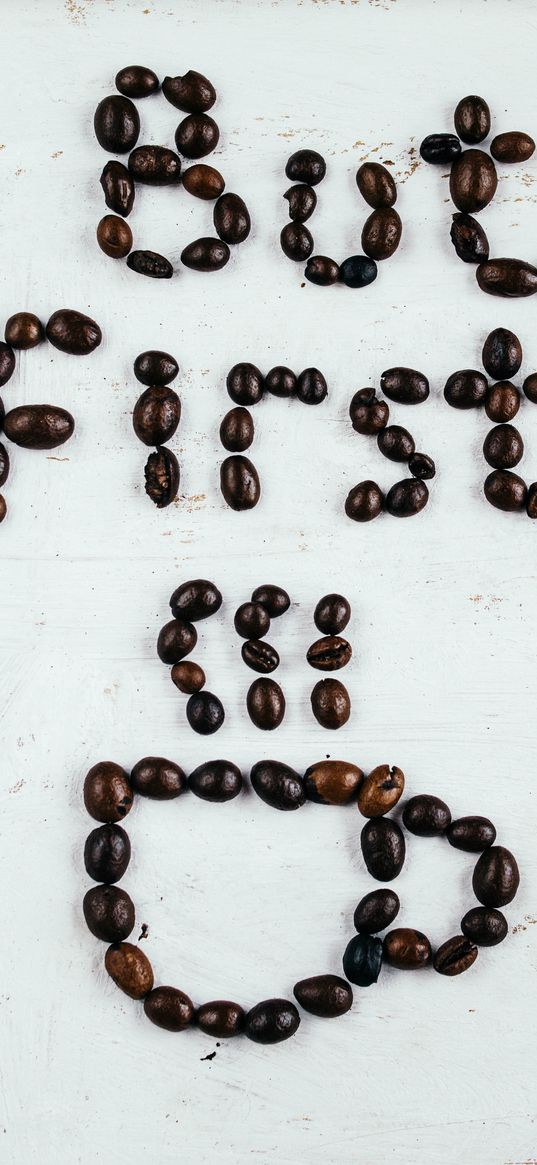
[220,406,254,452]
[444,369,488,408]
[385,479,429,517]
[314,593,350,635]
[242,639,279,673]
[310,678,350,729]
[377,424,415,462]
[244,999,300,1044]
[133,386,181,446]
[131,756,187,799]
[0,342,15,387]
[307,636,352,671]
[433,935,478,976]
[491,131,535,163]
[402,794,451,836]
[162,71,216,113]
[349,387,389,435]
[182,163,225,200]
[339,255,377,288]
[353,888,400,934]
[144,986,194,1032]
[0,397,4,429]
[265,366,296,398]
[5,312,44,349]
[380,367,429,405]
[188,759,242,800]
[134,350,178,386]
[46,309,102,356]
[186,692,225,735]
[454,95,491,144]
[477,258,537,298]
[280,222,314,261]
[157,618,197,664]
[285,149,326,186]
[461,906,508,946]
[234,601,270,638]
[296,367,328,404]
[304,255,340,286]
[342,934,383,987]
[84,824,130,883]
[181,237,230,272]
[83,761,133,823]
[127,250,173,278]
[220,455,260,510]
[247,678,285,730]
[447,816,497,852]
[408,452,436,480]
[450,149,497,214]
[83,885,135,943]
[361,818,405,881]
[144,447,180,507]
[0,444,9,487]
[527,483,537,519]
[175,113,219,159]
[485,382,520,424]
[3,405,74,450]
[100,160,135,217]
[251,585,290,617]
[361,208,402,261]
[170,579,222,622]
[450,212,490,263]
[128,145,181,185]
[284,183,317,222]
[171,661,206,693]
[196,1001,244,1037]
[345,480,384,522]
[383,928,432,969]
[94,94,140,153]
[356,162,397,208]
[115,65,159,98]
[97,214,133,258]
[482,327,522,379]
[304,760,363,806]
[483,424,523,470]
[293,974,352,1018]
[213,194,251,244]
[473,846,520,906]
[250,760,305,810]
[226,363,264,406]
[420,133,461,164]
[484,469,527,512]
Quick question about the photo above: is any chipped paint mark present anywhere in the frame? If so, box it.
[46,457,70,462]
[65,0,87,23]
[51,150,64,159]
[8,779,25,795]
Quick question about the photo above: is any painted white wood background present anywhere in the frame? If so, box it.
[1,0,536,1162]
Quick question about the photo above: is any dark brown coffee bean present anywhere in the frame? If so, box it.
[100,160,135,217]
[357,764,405,818]
[220,455,260,510]
[482,327,522,379]
[0,399,4,430]
[234,601,270,639]
[144,986,194,1031]
[83,761,133,823]
[420,133,462,164]
[349,387,390,434]
[265,366,296,398]
[133,386,180,446]
[3,405,74,449]
[285,149,326,186]
[0,444,9,488]
[444,369,487,409]
[182,164,224,200]
[477,258,537,297]
[188,759,241,800]
[251,584,290,617]
[377,424,415,462]
[105,942,153,998]
[339,255,377,288]
[226,363,264,406]
[175,113,219,158]
[307,635,352,671]
[162,71,216,113]
[245,999,300,1044]
[280,222,314,261]
[354,888,400,934]
[523,373,537,403]
[402,794,451,836]
[484,469,527,512]
[0,342,15,386]
[314,593,350,635]
[296,367,328,405]
[284,183,317,222]
[181,237,230,272]
[131,756,187,799]
[450,212,490,263]
[84,824,130,883]
[241,639,279,673]
[157,618,197,664]
[170,578,222,622]
[386,479,429,517]
[220,407,254,452]
[127,250,173,278]
[485,382,520,423]
[83,885,135,943]
[94,95,140,153]
[5,312,44,349]
[144,446,180,506]
[247,678,285,730]
[293,974,352,1018]
[448,816,496,852]
[450,149,497,213]
[380,367,429,405]
[490,131,535,163]
[46,309,102,355]
[434,935,478,976]
[97,214,133,258]
[361,818,405,881]
[214,193,251,244]
[342,933,383,986]
[472,845,520,906]
[384,928,432,969]
[345,480,384,522]
[304,255,340,286]
[361,208,402,261]
[304,760,363,806]
[483,424,523,470]
[128,145,181,185]
[0,498,7,523]
[310,678,350,729]
[197,1001,244,1037]
[134,350,178,386]
[356,162,397,208]
[454,95,491,144]
[250,760,305,810]
[409,452,436,480]
[527,482,537,519]
[186,693,225,735]
[115,65,159,98]
[461,907,508,946]
[171,661,206,693]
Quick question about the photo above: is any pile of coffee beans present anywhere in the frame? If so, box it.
[132,349,181,508]
[280,151,402,288]
[420,96,536,297]
[346,368,435,521]
[95,67,251,278]
[234,584,290,729]
[0,308,102,524]
[308,593,352,728]
[156,579,225,734]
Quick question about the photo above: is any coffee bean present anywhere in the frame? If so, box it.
[472,845,520,906]
[304,255,340,286]
[450,149,497,213]
[380,367,429,405]
[127,250,173,278]
[450,212,490,263]
[94,95,140,153]
[157,618,197,664]
[175,113,219,158]
[84,824,131,883]
[170,580,221,625]
[345,480,384,522]
[251,584,290,617]
[265,366,296,398]
[454,95,491,144]
[186,692,225,735]
[105,942,153,999]
[482,327,522,379]
[197,1001,244,1037]
[134,350,178,386]
[250,759,305,810]
[144,446,180,506]
[5,312,44,349]
[447,816,497,852]
[0,342,15,386]
[296,367,328,404]
[433,935,478,976]
[361,818,405,881]
[293,974,352,1018]
[100,160,135,217]
[188,759,241,800]
[0,444,9,487]
[484,469,527,512]
[144,987,194,1031]
[386,479,429,517]
[182,163,225,200]
[242,639,279,673]
[523,373,537,403]
[349,388,389,435]
[444,369,488,409]
[342,933,383,987]
[83,761,133,823]
[220,455,260,510]
[46,309,102,355]
[307,636,352,671]
[490,131,535,163]
[280,222,314,261]
[131,756,187,799]
[115,65,159,99]
[162,71,216,113]
[181,238,230,272]
[247,678,285,730]
[420,133,461,164]
[133,386,180,445]
[0,398,4,429]
[353,888,400,934]
[409,452,436,480]
[214,194,251,244]
[527,483,537,519]
[361,208,402,261]
[356,162,397,208]
[171,661,206,693]
[461,906,508,946]
[235,601,270,638]
[3,405,74,449]
[97,214,133,258]
[220,406,254,452]
[284,183,317,222]
[483,424,523,470]
[0,498,7,524]
[357,764,405,818]
[285,149,326,185]
[83,885,135,943]
[402,794,451,836]
[227,363,264,406]
[377,424,415,462]
[303,760,363,806]
[128,145,181,185]
[339,255,378,288]
[314,593,350,635]
[384,928,432,969]
[310,678,350,729]
[477,258,537,297]
[245,999,300,1044]
[485,382,520,424]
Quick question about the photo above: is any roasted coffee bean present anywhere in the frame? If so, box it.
[454,95,491,144]
[482,327,522,379]
[83,885,135,943]
[214,194,251,244]
[97,214,133,258]
[490,131,535,163]
[314,593,350,635]
[250,759,305,810]
[357,764,405,818]
[310,678,350,729]
[448,816,497,852]
[0,342,15,387]
[144,986,194,1031]
[115,65,160,99]
[188,759,241,800]
[384,928,432,970]
[483,424,523,470]
[361,818,405,881]
[527,483,537,519]
[227,363,264,406]
[175,113,219,158]
[377,424,415,462]
[356,162,397,208]
[349,387,389,435]
[171,661,206,693]
[157,618,197,664]
[100,160,135,217]
[361,208,402,261]
[450,149,497,213]
[434,935,478,976]
[220,406,254,452]
[247,678,285,730]
[170,579,222,622]
[280,222,314,261]
[84,824,131,883]
[127,250,173,278]
[342,933,383,987]
[293,974,352,1018]
[46,309,102,355]
[304,255,340,286]
[296,367,327,405]
[94,94,140,153]
[484,469,527,512]
[485,382,520,424]
[461,906,508,947]
[0,398,4,429]
[386,479,429,517]
[285,149,326,186]
[197,1001,244,1037]
[133,386,180,446]
[420,133,462,164]
[265,366,296,398]
[402,794,451,836]
[251,584,290,617]
[186,693,225,736]
[307,636,352,671]
[353,888,400,934]
[477,258,537,297]
[131,756,187,799]
[409,452,436,480]
[245,999,300,1044]
[134,350,178,386]
[83,761,133,823]
[3,405,74,449]
[105,942,153,998]
[163,71,216,113]
[345,480,384,522]
[182,163,225,200]
[0,496,7,523]
[5,312,44,349]
[380,367,429,405]
[234,601,270,639]
[144,446,180,506]
[0,444,9,487]
[523,373,537,403]
[304,760,363,806]
[220,455,260,510]
[181,237,230,271]
[444,369,487,409]
[472,845,520,906]
[241,639,279,673]
[339,255,377,288]
[450,212,490,263]
[284,183,317,222]
[128,145,181,185]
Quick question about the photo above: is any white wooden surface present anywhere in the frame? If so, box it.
[1,1,536,1162]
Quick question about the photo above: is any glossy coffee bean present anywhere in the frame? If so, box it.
[242,639,279,673]
[384,928,432,969]
[483,424,523,470]
[83,761,133,823]
[523,373,537,403]
[182,163,224,200]
[220,455,260,510]
[105,942,153,999]
[0,398,4,430]
[482,327,522,379]
[4,405,74,449]
[310,678,350,729]
[157,618,196,664]
[527,483,537,519]
[162,71,216,113]
[234,601,270,639]
[144,986,194,1031]
[454,95,490,144]
[342,934,383,987]
[284,183,317,222]
[97,214,132,258]
[304,760,363,806]
[250,759,305,810]
[448,816,496,852]
[220,406,254,452]
[130,756,187,799]
[450,149,497,213]
[409,452,436,480]
[94,95,140,153]
[0,498,7,523]
[170,579,222,622]
[127,250,173,278]
[128,145,181,185]
[84,824,131,883]
[353,888,400,934]
[477,258,537,297]
[100,160,135,217]
[247,678,285,730]
[472,845,520,906]
[285,149,326,186]
[461,906,508,947]
[144,447,180,506]
[186,693,225,735]
[134,350,178,386]
[345,480,384,522]
[485,382,520,424]
[377,424,415,462]
[490,130,535,163]
[214,194,251,244]
[420,133,461,164]
[386,479,429,518]
[361,208,402,261]
[181,238,230,272]
[356,162,396,208]
[115,65,159,99]
[304,255,340,286]
[380,367,429,405]
[314,593,350,635]
[434,935,478,976]
[361,818,405,881]
[5,312,44,349]
[251,584,290,617]
[0,342,15,386]
[357,764,405,818]
[339,255,377,288]
[245,999,300,1044]
[484,469,527,512]
[175,113,219,158]
[280,222,314,261]
[46,309,102,355]
[133,386,180,445]
[227,363,264,406]
[450,212,490,263]
[444,369,487,408]
[307,636,352,671]
[265,366,296,398]
[197,1001,244,1038]
[296,367,327,405]
[188,759,241,800]
[402,794,451,836]
[83,884,135,943]
[349,388,389,435]
[171,661,206,693]
[0,444,9,487]
[293,974,352,1018]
